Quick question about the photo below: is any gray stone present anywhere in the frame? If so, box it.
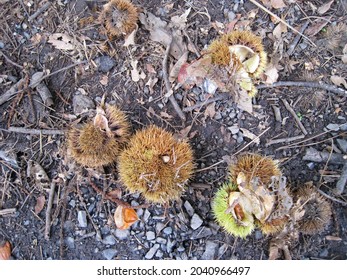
[307,162,315,170]
[201,241,218,260]
[236,135,244,144]
[229,112,236,119]
[0,41,4,49]
[145,244,160,259]
[319,248,329,258]
[163,227,172,235]
[73,94,95,115]
[77,211,87,228]
[102,235,116,245]
[155,249,164,258]
[102,249,117,260]
[228,125,239,134]
[137,208,144,218]
[177,245,185,252]
[155,222,165,233]
[95,55,116,73]
[65,237,75,249]
[184,200,195,216]
[166,238,176,253]
[326,123,340,131]
[143,209,151,221]
[337,139,347,153]
[215,112,222,120]
[254,230,263,240]
[69,200,76,208]
[218,244,228,259]
[146,231,155,240]
[190,213,203,230]
[114,229,130,240]
[156,237,167,244]
[190,227,212,240]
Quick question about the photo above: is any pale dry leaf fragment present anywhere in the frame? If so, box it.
[305,19,329,37]
[331,75,347,89]
[160,111,173,119]
[169,51,188,82]
[123,25,138,47]
[48,33,75,50]
[130,60,141,82]
[317,0,334,15]
[270,0,287,9]
[235,89,253,114]
[264,64,279,84]
[30,161,50,190]
[34,195,46,215]
[145,77,159,94]
[170,7,191,29]
[240,128,260,145]
[99,75,109,85]
[204,102,216,119]
[273,22,288,40]
[325,235,342,241]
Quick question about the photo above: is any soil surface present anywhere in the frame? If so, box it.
[0,0,347,260]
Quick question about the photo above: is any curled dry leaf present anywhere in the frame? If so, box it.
[114,205,138,230]
[29,161,50,190]
[0,240,11,260]
[48,33,76,50]
[34,195,46,215]
[330,75,347,89]
[317,0,334,15]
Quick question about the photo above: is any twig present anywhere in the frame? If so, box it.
[183,30,201,57]
[287,21,310,56]
[183,94,228,112]
[163,37,186,121]
[266,135,305,146]
[44,181,56,240]
[271,105,282,122]
[315,187,347,207]
[0,50,23,69]
[318,139,334,187]
[28,2,52,22]
[281,99,308,135]
[195,159,225,173]
[0,208,16,216]
[249,0,316,47]
[303,147,346,165]
[335,162,347,195]
[257,81,347,96]
[88,177,149,209]
[0,78,26,106]
[6,127,65,135]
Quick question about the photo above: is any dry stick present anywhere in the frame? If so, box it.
[266,135,305,147]
[271,105,282,122]
[88,178,149,209]
[303,147,346,165]
[0,50,23,69]
[286,21,310,56]
[314,187,347,207]
[183,94,228,112]
[335,162,347,195]
[28,2,52,22]
[7,127,65,135]
[257,81,347,96]
[163,37,186,121]
[249,0,316,47]
[281,99,308,135]
[44,181,56,240]
[0,208,16,216]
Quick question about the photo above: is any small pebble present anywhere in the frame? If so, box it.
[145,244,160,259]
[114,229,130,240]
[156,237,167,244]
[190,213,203,230]
[102,249,117,260]
[184,200,195,217]
[94,55,116,73]
[102,235,116,245]
[146,231,155,240]
[201,241,218,260]
[228,125,239,134]
[77,211,87,228]
[143,209,151,221]
[163,227,173,235]
[65,237,75,249]
[73,94,95,115]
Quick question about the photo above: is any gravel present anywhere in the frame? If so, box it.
[146,231,156,240]
[73,94,95,115]
[201,241,218,260]
[77,211,87,228]
[145,244,160,259]
[102,235,116,245]
[184,200,195,216]
[94,55,116,73]
[114,229,130,240]
[102,249,117,260]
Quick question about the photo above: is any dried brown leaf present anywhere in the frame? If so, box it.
[240,128,260,145]
[331,75,347,88]
[317,0,334,15]
[204,102,216,119]
[160,111,173,119]
[305,19,329,37]
[48,33,75,50]
[99,75,109,85]
[235,89,253,114]
[0,241,11,260]
[270,0,287,9]
[123,25,138,47]
[169,51,188,82]
[264,64,279,84]
[29,161,50,190]
[34,195,46,215]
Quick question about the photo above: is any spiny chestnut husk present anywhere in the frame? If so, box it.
[296,186,332,235]
[118,125,194,204]
[256,217,288,235]
[229,154,281,186]
[212,182,255,238]
[99,0,138,37]
[67,104,130,167]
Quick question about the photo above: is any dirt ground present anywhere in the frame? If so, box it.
[0,0,347,260]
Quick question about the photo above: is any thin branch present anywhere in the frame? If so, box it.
[163,37,186,121]
[28,2,52,22]
[315,187,347,207]
[281,99,308,135]
[0,208,16,216]
[44,181,56,240]
[6,127,65,135]
[335,162,347,195]
[287,21,310,56]
[0,50,23,69]
[266,135,305,147]
[249,0,316,47]
[257,81,347,96]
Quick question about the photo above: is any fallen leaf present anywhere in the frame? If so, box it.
[240,128,260,145]
[99,75,108,85]
[169,51,188,82]
[204,102,216,119]
[264,64,279,84]
[273,22,287,40]
[123,25,138,47]
[170,7,191,29]
[146,64,157,74]
[317,0,334,15]
[48,33,75,50]
[107,189,122,200]
[305,19,329,36]
[270,0,287,9]
[34,195,46,215]
[235,89,253,114]
[130,60,145,82]
[29,161,50,190]
[114,205,138,230]
[145,77,159,94]
[160,111,173,119]
[0,241,11,260]
[331,75,347,88]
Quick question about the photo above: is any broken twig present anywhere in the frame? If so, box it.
[315,187,347,207]
[257,81,347,96]
[6,127,65,135]
[281,99,308,135]
[287,21,310,56]
[28,2,52,22]
[0,208,16,216]
[335,162,347,195]
[44,181,56,240]
[163,37,186,121]
[266,135,305,147]
[0,50,23,69]
[183,94,228,112]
